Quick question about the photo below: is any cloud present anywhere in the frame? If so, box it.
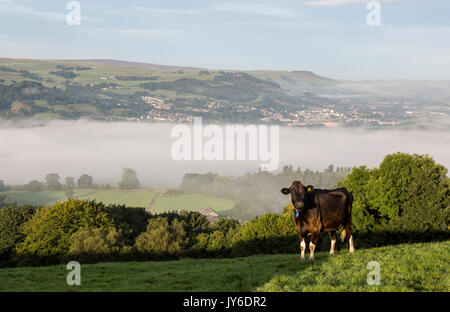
[0,0,102,23]
[118,29,182,37]
[213,2,297,18]
[133,6,203,15]
[0,0,65,21]
[305,0,404,6]
[0,120,449,187]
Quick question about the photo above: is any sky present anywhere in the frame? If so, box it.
[0,0,449,79]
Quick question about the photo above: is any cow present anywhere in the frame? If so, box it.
[281,181,354,261]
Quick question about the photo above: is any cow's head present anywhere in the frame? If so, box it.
[281,181,314,215]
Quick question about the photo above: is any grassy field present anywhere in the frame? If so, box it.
[1,241,448,292]
[0,189,234,214]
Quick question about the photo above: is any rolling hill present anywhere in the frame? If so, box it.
[1,58,448,129]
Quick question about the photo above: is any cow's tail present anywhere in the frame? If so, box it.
[340,229,346,242]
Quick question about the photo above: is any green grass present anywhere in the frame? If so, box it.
[74,189,156,208]
[0,241,448,292]
[154,193,234,213]
[0,189,234,213]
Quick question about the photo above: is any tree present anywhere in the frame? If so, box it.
[77,174,93,189]
[107,205,151,244]
[339,153,449,231]
[16,199,115,256]
[24,180,45,192]
[65,177,76,189]
[44,173,62,191]
[118,168,141,190]
[336,166,381,232]
[68,227,122,255]
[0,205,37,259]
[0,179,6,192]
[135,217,186,255]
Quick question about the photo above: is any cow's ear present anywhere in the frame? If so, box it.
[281,188,290,195]
[306,185,314,192]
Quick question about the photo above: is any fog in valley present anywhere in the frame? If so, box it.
[0,119,449,187]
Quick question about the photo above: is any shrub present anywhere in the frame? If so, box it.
[193,219,240,256]
[66,227,125,263]
[0,205,37,260]
[339,153,449,233]
[231,209,297,256]
[156,210,210,247]
[107,205,151,244]
[135,217,186,258]
[16,199,116,257]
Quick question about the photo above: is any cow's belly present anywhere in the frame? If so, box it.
[321,212,345,231]
[322,220,343,232]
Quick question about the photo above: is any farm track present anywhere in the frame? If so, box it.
[148,189,166,213]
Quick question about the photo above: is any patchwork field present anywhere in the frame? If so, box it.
[1,241,448,292]
[0,189,234,214]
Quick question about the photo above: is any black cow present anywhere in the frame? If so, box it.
[281,181,354,261]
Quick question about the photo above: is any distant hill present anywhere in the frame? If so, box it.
[0,58,335,124]
[73,59,206,71]
[0,58,448,129]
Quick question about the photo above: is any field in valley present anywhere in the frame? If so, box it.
[1,241,448,292]
[0,189,234,214]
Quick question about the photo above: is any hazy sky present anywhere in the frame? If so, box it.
[0,0,449,79]
[1,120,449,186]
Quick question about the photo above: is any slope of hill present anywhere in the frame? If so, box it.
[0,58,448,128]
[0,241,448,291]
[0,58,330,123]
[76,59,206,71]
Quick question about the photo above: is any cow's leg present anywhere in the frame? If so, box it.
[345,223,354,253]
[329,231,337,255]
[300,238,306,261]
[309,233,319,261]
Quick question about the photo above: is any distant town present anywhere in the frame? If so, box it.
[123,94,442,128]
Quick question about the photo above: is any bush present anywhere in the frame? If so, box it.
[193,219,240,256]
[339,153,449,233]
[156,210,210,247]
[0,205,37,260]
[66,228,125,263]
[231,209,297,257]
[135,217,186,258]
[16,199,116,257]
[69,228,122,255]
[106,205,151,244]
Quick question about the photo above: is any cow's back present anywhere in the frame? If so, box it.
[314,188,351,232]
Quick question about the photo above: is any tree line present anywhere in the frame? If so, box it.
[1,168,141,196]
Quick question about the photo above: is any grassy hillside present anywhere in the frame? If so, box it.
[0,58,334,123]
[0,189,234,214]
[1,241,448,292]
